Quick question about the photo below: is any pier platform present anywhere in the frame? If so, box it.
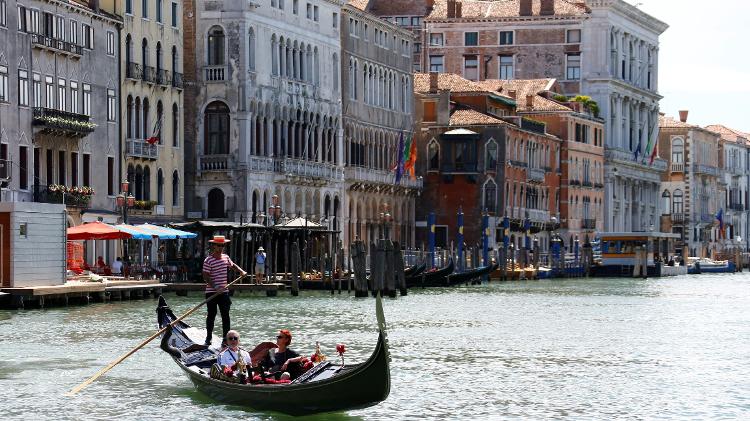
[163,283,286,297]
[1,279,167,309]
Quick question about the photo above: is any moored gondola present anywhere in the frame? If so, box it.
[156,295,390,415]
[407,259,455,288]
[445,263,497,286]
[404,263,426,278]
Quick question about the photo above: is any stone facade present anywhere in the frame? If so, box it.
[364,0,432,71]
[341,2,419,251]
[120,0,184,222]
[183,0,345,233]
[0,0,122,225]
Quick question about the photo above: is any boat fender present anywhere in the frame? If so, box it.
[160,326,182,358]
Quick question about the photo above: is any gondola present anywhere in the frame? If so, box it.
[156,294,391,415]
[445,263,497,286]
[406,259,455,288]
[404,263,426,278]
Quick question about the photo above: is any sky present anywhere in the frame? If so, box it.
[634,0,750,133]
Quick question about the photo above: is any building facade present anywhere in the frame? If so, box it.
[120,0,184,222]
[0,0,122,226]
[183,0,345,231]
[341,1,420,250]
[359,0,432,71]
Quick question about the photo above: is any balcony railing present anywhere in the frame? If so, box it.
[508,160,528,168]
[142,65,156,83]
[582,219,596,229]
[582,180,593,188]
[694,163,719,177]
[671,162,684,173]
[593,182,604,189]
[172,72,184,89]
[126,62,140,80]
[528,209,550,223]
[33,184,91,208]
[729,203,745,212]
[671,213,685,224]
[200,155,231,171]
[126,139,158,160]
[32,107,95,138]
[30,33,83,58]
[345,166,422,189]
[155,68,169,86]
[204,65,227,82]
[527,167,545,182]
[569,179,581,186]
[279,158,343,181]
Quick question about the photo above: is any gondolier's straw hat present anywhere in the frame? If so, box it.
[258,246,265,251]
[209,235,231,244]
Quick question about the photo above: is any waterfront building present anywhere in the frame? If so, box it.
[705,124,750,252]
[413,72,561,255]
[658,112,722,258]
[182,0,344,232]
[0,0,122,226]
[478,78,606,247]
[119,0,184,222]
[341,1,420,250]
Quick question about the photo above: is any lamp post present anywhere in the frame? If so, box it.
[116,180,136,265]
[379,203,393,240]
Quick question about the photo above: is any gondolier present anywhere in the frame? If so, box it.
[203,235,246,346]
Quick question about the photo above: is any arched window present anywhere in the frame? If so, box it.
[661,189,671,215]
[248,28,256,70]
[126,95,134,138]
[207,188,226,219]
[142,98,150,141]
[157,169,164,205]
[156,101,163,144]
[204,101,230,155]
[332,53,339,92]
[207,26,225,65]
[483,179,498,214]
[171,46,178,73]
[156,42,163,73]
[172,171,179,206]
[485,139,498,171]
[672,137,684,165]
[427,138,439,171]
[143,166,151,201]
[134,97,141,138]
[672,189,683,214]
[134,165,143,200]
[172,103,179,147]
[271,35,278,75]
[125,34,132,66]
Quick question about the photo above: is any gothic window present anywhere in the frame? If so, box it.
[672,189,683,214]
[483,179,497,214]
[204,101,230,155]
[248,28,256,70]
[427,138,439,171]
[207,26,225,65]
[485,138,498,172]
[157,169,164,205]
[662,190,670,215]
[172,171,179,206]
[671,137,684,164]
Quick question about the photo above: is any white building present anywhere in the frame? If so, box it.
[184,0,345,229]
[581,0,669,233]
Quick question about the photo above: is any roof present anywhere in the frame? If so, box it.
[705,124,750,143]
[478,79,569,112]
[449,109,504,126]
[659,114,696,129]
[366,0,434,16]
[414,73,491,94]
[427,0,589,20]
[347,0,370,11]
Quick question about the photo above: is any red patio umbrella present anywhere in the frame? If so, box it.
[67,221,133,241]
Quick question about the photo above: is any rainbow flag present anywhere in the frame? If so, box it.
[403,133,417,179]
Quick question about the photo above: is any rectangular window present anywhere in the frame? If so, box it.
[0,144,7,180]
[332,12,337,29]
[0,65,7,102]
[0,0,6,27]
[395,17,409,26]
[18,70,29,106]
[499,55,513,80]
[70,152,78,187]
[499,31,513,45]
[411,17,422,26]
[279,0,285,10]
[46,150,53,186]
[107,31,115,55]
[55,15,64,40]
[464,32,478,46]
[19,146,28,190]
[29,9,39,34]
[156,0,163,23]
[42,12,52,36]
[17,5,26,32]
[107,89,116,121]
[45,76,54,108]
[364,23,368,41]
[81,24,92,49]
[70,20,78,45]
[126,0,133,14]
[142,0,148,18]
[313,5,318,21]
[82,84,91,116]
[464,55,478,80]
[306,3,312,19]
[566,53,581,80]
[171,2,178,27]
[429,55,444,72]
[567,29,581,43]
[70,81,78,114]
[58,150,65,185]
[33,147,40,188]
[429,33,443,46]
[107,157,114,195]
[57,78,66,111]
[83,153,90,187]
[293,0,298,14]
[271,0,277,7]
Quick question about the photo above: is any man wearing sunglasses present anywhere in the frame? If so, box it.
[217,330,252,379]
[261,329,305,380]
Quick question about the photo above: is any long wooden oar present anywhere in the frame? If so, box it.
[66,274,247,396]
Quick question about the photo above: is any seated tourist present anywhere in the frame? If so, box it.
[111,257,123,275]
[217,330,252,379]
[261,329,306,381]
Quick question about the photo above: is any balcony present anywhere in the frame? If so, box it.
[694,163,719,177]
[30,33,83,58]
[729,203,745,212]
[604,148,667,172]
[126,62,140,80]
[200,155,231,171]
[528,209,550,223]
[700,213,714,224]
[33,184,91,208]
[249,156,275,172]
[155,69,170,86]
[582,180,593,188]
[126,139,158,160]
[671,162,684,173]
[593,182,604,189]
[582,219,596,229]
[671,213,685,224]
[204,65,227,82]
[569,179,581,186]
[278,158,343,181]
[345,166,423,189]
[508,160,528,168]
[32,107,95,138]
[520,118,546,135]
[142,65,156,83]
[172,72,184,89]
[527,167,545,183]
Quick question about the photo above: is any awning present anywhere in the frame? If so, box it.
[67,221,133,241]
[140,223,198,239]
[114,224,160,240]
[276,217,325,230]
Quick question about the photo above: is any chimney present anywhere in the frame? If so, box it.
[540,0,555,16]
[508,90,517,99]
[679,110,689,123]
[429,72,439,93]
[426,0,435,10]
[519,0,532,16]
[526,94,534,108]
[455,1,462,18]
[447,0,456,18]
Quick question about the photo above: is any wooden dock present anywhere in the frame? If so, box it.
[163,283,286,297]
[1,279,167,309]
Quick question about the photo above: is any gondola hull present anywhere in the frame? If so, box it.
[157,295,391,415]
[445,264,497,286]
[407,260,455,288]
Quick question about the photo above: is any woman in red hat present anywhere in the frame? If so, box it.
[203,235,247,346]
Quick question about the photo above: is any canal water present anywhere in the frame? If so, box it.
[1,274,750,420]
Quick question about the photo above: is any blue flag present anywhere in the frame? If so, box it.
[716,209,724,236]
[394,132,405,184]
[633,141,642,161]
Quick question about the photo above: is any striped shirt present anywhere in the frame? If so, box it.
[203,254,235,293]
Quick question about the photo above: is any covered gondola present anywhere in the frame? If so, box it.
[156,295,391,415]
[406,259,455,288]
[445,263,497,286]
